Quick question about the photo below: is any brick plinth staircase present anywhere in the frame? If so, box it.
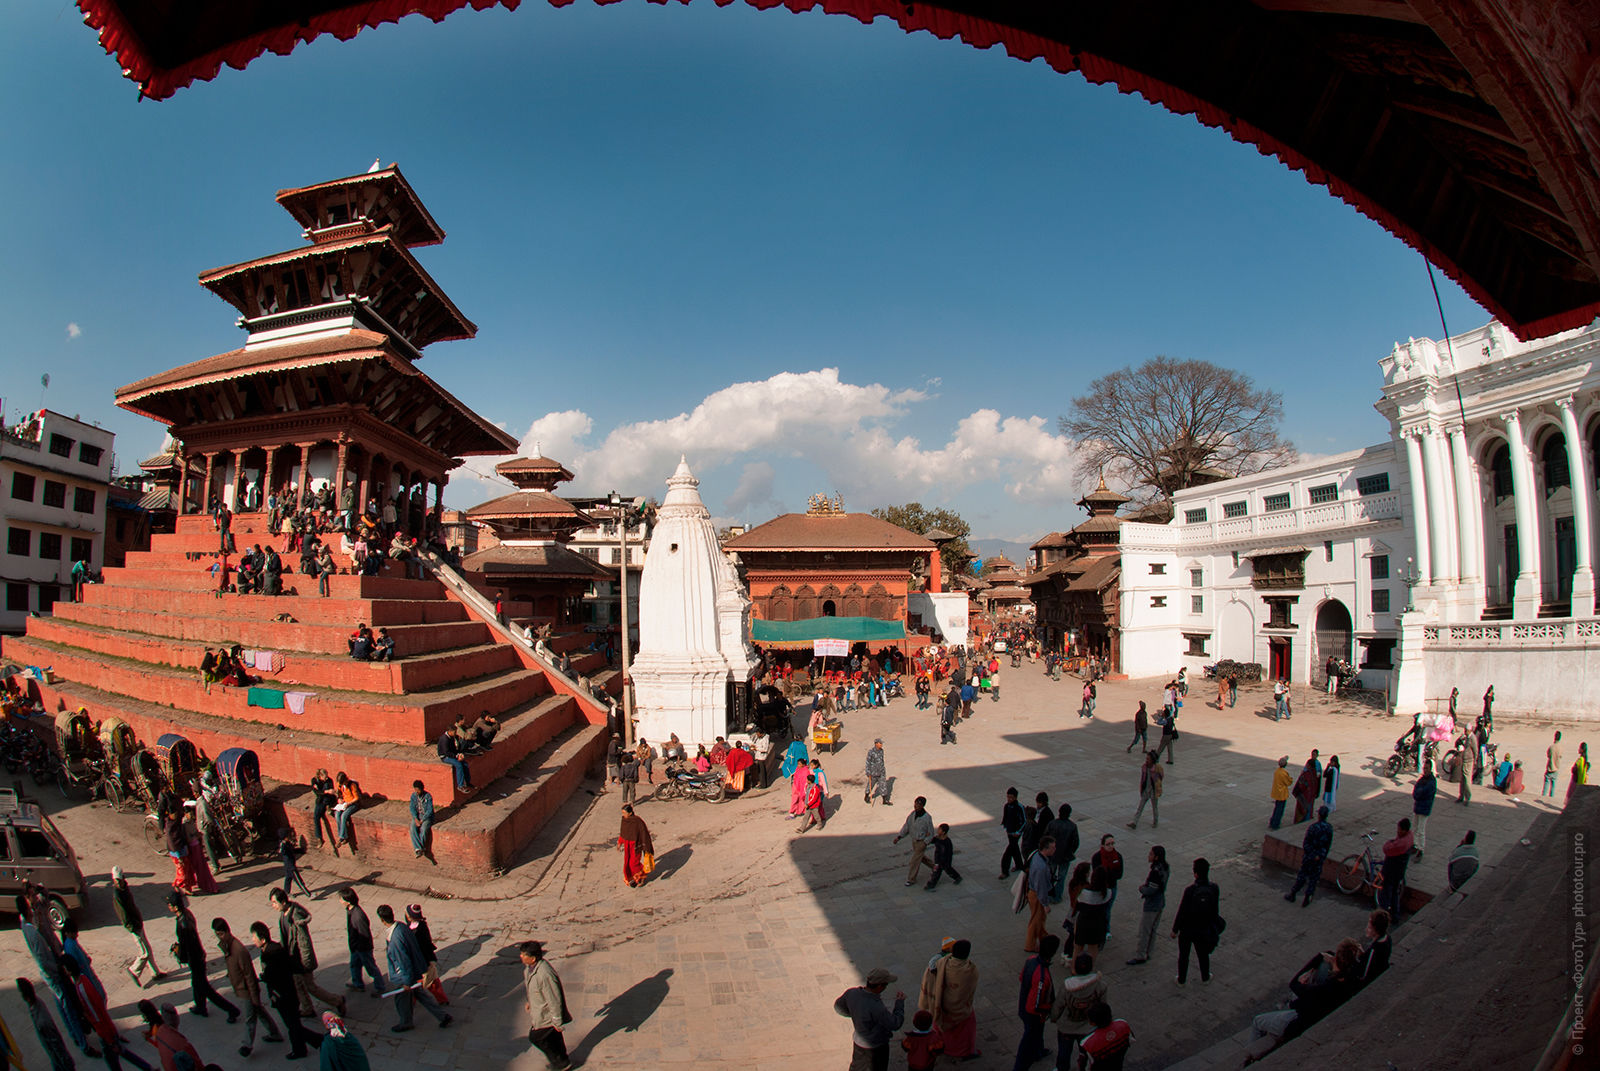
[1,513,612,877]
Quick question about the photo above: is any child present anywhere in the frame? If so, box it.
[924,823,963,889]
[902,1009,942,1070]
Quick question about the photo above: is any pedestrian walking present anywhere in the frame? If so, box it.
[1273,679,1289,721]
[1126,846,1169,966]
[917,938,979,1059]
[797,774,827,833]
[940,692,958,745]
[1172,857,1221,985]
[1285,806,1333,906]
[1010,934,1058,1071]
[1000,787,1027,879]
[408,781,434,859]
[110,866,165,988]
[1217,673,1228,710]
[1228,673,1238,708]
[249,922,322,1059]
[405,905,447,1006]
[1045,804,1080,904]
[1322,756,1341,811]
[17,895,92,1055]
[168,890,239,1021]
[864,739,888,805]
[923,824,963,889]
[1023,838,1057,953]
[894,798,937,886]
[1152,707,1177,764]
[16,977,77,1071]
[1458,728,1477,804]
[1292,760,1319,824]
[1053,953,1107,1069]
[834,967,905,1071]
[62,957,153,1071]
[269,888,346,1019]
[1126,702,1149,753]
[58,919,105,1003]
[211,917,283,1058]
[619,804,655,886]
[1412,760,1437,857]
[339,888,386,995]
[519,940,573,1070]
[1269,757,1292,830]
[376,905,450,1034]
[1079,681,1096,720]
[1128,752,1163,829]
[1545,730,1564,798]
[277,827,312,897]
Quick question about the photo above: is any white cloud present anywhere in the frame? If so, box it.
[65,323,82,340]
[453,368,1092,519]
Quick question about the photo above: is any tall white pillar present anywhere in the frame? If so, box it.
[1447,426,1481,621]
[1559,398,1596,614]
[1505,410,1543,619]
[1403,430,1433,585]
[1422,428,1457,585]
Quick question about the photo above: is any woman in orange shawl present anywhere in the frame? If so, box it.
[723,743,754,793]
[619,804,654,887]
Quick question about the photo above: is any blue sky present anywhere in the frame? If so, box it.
[1,1,1487,540]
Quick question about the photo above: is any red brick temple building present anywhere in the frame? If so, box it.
[726,495,935,648]
[0,167,609,875]
[461,452,613,628]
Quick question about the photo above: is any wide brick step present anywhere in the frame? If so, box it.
[20,618,521,694]
[30,677,580,808]
[95,565,442,600]
[78,585,464,627]
[277,718,607,876]
[1,635,550,744]
[48,601,491,657]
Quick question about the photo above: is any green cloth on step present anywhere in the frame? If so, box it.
[247,686,286,710]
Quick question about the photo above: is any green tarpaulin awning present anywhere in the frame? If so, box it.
[751,616,907,648]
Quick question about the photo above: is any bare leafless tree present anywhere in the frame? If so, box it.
[1059,357,1296,499]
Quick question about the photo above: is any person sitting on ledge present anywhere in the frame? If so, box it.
[1447,830,1480,892]
[1502,759,1524,795]
[200,647,221,691]
[708,737,730,767]
[371,627,395,662]
[693,745,712,774]
[348,624,373,661]
[220,645,256,687]
[471,711,499,752]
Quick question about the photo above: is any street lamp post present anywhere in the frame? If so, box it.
[1400,556,1422,613]
[609,491,634,748]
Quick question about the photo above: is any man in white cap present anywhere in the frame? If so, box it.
[110,865,165,987]
[833,967,906,1071]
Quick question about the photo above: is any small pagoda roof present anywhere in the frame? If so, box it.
[1072,515,1126,535]
[464,491,593,525]
[985,585,1032,602]
[138,446,181,470]
[275,166,446,248]
[197,231,476,351]
[137,486,178,512]
[1078,476,1131,513]
[494,454,574,489]
[924,527,960,543]
[984,553,1017,570]
[1066,556,1121,593]
[1030,531,1070,549]
[725,512,935,553]
[462,543,613,580]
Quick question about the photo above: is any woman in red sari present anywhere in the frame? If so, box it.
[619,804,654,888]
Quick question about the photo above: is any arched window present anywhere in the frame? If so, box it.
[1490,443,1513,501]
[822,600,837,617]
[1542,432,1570,493]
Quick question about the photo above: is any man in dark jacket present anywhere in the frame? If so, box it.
[168,891,239,1021]
[1412,760,1437,858]
[1127,846,1170,966]
[270,888,346,1019]
[1171,857,1220,984]
[340,887,386,995]
[1286,806,1334,906]
[111,865,165,987]
[1044,804,1080,903]
[376,904,451,1033]
[252,922,322,1058]
[1011,934,1059,1070]
[213,917,283,1056]
[999,788,1027,879]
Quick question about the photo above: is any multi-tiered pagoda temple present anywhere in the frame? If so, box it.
[116,165,516,518]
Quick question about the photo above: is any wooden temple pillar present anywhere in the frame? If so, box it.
[334,439,351,504]
[295,443,312,510]
[177,451,191,515]
[229,449,245,510]
[201,452,217,511]
[262,448,277,508]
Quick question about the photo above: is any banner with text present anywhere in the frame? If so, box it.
[813,639,849,658]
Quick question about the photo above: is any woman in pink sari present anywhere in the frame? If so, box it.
[183,812,219,894]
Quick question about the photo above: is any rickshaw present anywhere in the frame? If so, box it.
[154,733,202,799]
[212,747,265,859]
[53,709,105,802]
[96,718,146,812]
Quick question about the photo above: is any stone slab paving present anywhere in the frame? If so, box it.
[0,664,1572,1070]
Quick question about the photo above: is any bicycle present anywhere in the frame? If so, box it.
[1335,829,1404,910]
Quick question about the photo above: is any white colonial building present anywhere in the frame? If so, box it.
[2,410,115,634]
[1377,320,1600,717]
[1119,445,1414,690]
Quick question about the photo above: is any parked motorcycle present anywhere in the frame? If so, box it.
[653,762,728,803]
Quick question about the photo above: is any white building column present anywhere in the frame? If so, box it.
[1504,410,1544,619]
[1403,430,1433,585]
[1559,397,1596,613]
[1422,427,1457,585]
[1448,425,1482,619]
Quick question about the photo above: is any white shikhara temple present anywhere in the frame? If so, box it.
[630,458,757,748]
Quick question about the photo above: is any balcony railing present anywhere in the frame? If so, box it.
[1179,492,1401,544]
